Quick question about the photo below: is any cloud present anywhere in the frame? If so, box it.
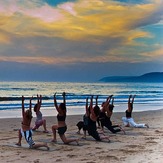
[140,47,163,60]
[0,0,162,65]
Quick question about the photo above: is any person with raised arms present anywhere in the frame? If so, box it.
[51,92,79,145]
[122,95,149,128]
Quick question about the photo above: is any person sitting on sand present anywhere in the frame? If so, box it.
[32,94,48,133]
[99,95,125,134]
[87,95,110,142]
[16,96,49,150]
[51,92,79,145]
[122,95,149,128]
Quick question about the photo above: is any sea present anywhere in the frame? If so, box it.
[0,81,163,118]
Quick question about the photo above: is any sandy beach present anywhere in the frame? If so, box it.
[0,109,163,163]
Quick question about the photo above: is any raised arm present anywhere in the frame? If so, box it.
[111,97,114,105]
[128,95,132,104]
[85,97,89,116]
[62,92,66,105]
[22,96,25,118]
[128,95,133,112]
[89,95,94,113]
[103,95,111,109]
[106,94,113,101]
[95,95,98,106]
[29,96,33,112]
[38,94,42,111]
[132,95,136,104]
[54,93,59,112]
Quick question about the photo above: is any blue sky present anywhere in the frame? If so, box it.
[0,0,163,82]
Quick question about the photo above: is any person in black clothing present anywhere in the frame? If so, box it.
[87,96,110,141]
[51,92,79,144]
[76,97,89,139]
[99,95,125,134]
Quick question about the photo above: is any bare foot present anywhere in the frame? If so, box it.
[81,136,86,139]
[51,139,57,143]
[15,143,21,146]
[125,124,130,127]
[76,139,80,145]
[119,126,126,134]
[43,130,49,133]
[145,124,149,128]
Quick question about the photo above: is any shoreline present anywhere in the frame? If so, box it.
[0,109,163,162]
[0,103,162,119]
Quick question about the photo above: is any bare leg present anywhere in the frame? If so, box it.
[83,130,86,139]
[33,143,49,150]
[119,125,126,134]
[43,119,48,133]
[51,125,57,142]
[100,134,110,142]
[76,130,80,134]
[32,125,37,131]
[60,134,79,145]
[15,129,22,146]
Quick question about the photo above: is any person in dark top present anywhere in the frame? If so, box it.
[87,96,110,142]
[122,95,149,128]
[76,97,89,139]
[99,95,125,134]
[51,92,79,144]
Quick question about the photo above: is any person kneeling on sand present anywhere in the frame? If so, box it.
[99,95,125,134]
[32,94,49,133]
[51,92,79,145]
[87,96,110,142]
[16,96,49,150]
[122,95,149,128]
[76,97,89,139]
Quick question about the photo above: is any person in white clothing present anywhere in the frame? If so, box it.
[122,95,149,128]
[32,95,49,133]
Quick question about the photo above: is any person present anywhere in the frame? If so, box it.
[122,95,149,128]
[16,96,49,150]
[51,92,79,145]
[32,94,48,133]
[87,95,110,142]
[99,95,125,134]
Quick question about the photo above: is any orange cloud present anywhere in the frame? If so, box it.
[0,0,162,64]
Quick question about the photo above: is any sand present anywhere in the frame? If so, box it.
[0,109,163,163]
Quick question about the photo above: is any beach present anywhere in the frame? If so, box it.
[0,109,163,163]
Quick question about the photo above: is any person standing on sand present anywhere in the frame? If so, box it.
[32,94,49,133]
[51,92,79,145]
[16,96,49,150]
[87,95,110,142]
[122,95,149,128]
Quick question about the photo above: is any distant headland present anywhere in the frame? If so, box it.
[99,72,163,82]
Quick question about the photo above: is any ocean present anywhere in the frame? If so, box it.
[0,81,163,118]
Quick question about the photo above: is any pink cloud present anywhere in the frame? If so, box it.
[0,1,63,22]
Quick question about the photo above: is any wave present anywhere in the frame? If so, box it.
[0,87,36,91]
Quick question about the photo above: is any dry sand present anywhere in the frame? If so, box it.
[0,109,163,163]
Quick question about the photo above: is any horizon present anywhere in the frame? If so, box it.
[0,71,163,83]
[0,0,163,82]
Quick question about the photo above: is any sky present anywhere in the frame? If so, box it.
[0,0,163,82]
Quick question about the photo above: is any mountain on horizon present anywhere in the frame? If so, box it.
[99,72,163,82]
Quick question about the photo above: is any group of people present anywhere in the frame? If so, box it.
[15,93,149,150]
